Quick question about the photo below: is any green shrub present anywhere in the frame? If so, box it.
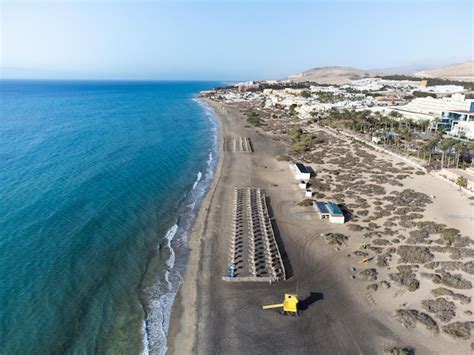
[246,112,265,127]
[289,128,318,152]
[297,198,314,207]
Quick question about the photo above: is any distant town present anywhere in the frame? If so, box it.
[202,70,474,192]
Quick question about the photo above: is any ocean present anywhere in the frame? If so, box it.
[0,80,220,354]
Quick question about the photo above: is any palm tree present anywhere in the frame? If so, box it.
[389,111,403,120]
[445,138,457,168]
[456,176,468,188]
[431,116,440,133]
[424,139,438,164]
[436,127,446,140]
[416,140,423,159]
[419,119,431,133]
[453,142,464,168]
[439,138,453,169]
[468,142,474,167]
[405,118,415,131]
[402,128,412,152]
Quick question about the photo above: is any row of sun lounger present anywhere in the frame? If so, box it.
[230,188,245,274]
[234,137,253,153]
[247,188,285,279]
[227,187,285,281]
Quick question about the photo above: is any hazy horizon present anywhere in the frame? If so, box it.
[1,0,472,81]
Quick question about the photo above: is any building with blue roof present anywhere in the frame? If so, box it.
[313,200,345,224]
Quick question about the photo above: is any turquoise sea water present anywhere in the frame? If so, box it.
[0,80,219,354]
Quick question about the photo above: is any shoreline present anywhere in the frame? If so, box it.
[166,98,225,354]
[142,97,220,354]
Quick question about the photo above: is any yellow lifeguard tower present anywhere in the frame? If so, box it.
[262,294,299,316]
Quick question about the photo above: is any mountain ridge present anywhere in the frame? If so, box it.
[284,61,473,84]
[414,61,473,82]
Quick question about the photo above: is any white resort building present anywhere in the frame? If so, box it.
[438,110,474,133]
[448,121,474,140]
[391,94,474,121]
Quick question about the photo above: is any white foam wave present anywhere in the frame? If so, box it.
[164,224,178,273]
[206,151,213,167]
[143,98,220,355]
[141,320,150,355]
[192,171,202,191]
[143,223,179,355]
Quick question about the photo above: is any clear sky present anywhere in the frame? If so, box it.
[0,0,472,80]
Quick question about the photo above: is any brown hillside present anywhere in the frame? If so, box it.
[415,61,474,82]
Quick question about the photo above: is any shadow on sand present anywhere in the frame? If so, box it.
[299,292,324,311]
[265,195,294,279]
[338,204,353,222]
[306,165,317,178]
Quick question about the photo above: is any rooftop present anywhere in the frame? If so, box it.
[314,201,329,214]
[314,201,344,216]
[295,163,309,174]
[326,201,343,216]
[442,110,474,115]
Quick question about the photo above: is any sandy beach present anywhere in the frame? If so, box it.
[167,99,473,354]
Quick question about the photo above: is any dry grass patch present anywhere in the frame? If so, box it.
[325,233,348,246]
[358,268,378,281]
[390,272,420,292]
[431,288,471,305]
[416,221,446,234]
[460,261,474,274]
[432,271,472,290]
[394,309,439,333]
[347,224,364,232]
[383,346,414,355]
[376,253,392,268]
[442,321,474,340]
[372,239,392,246]
[421,298,456,322]
[297,198,314,207]
[397,246,434,264]
[406,230,431,245]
